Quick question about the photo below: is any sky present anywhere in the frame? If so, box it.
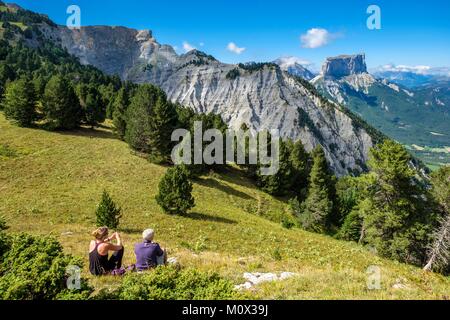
[9,0,450,71]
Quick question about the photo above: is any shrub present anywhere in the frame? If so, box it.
[226,68,240,80]
[95,190,122,229]
[156,164,195,215]
[0,234,92,300]
[281,215,295,229]
[118,266,241,300]
[0,216,10,258]
[336,210,362,242]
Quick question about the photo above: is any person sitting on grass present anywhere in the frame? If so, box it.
[134,228,167,271]
[89,226,124,276]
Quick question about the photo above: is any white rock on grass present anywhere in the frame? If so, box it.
[235,272,298,290]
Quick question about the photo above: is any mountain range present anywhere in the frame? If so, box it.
[36,24,379,175]
[2,2,449,170]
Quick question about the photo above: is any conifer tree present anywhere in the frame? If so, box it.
[125,84,159,152]
[112,87,128,140]
[147,91,178,163]
[288,139,310,198]
[155,164,195,215]
[259,139,293,196]
[360,140,432,264]
[95,191,122,229]
[299,146,333,233]
[42,75,81,130]
[78,85,105,128]
[3,77,37,127]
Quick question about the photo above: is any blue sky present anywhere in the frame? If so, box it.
[9,0,450,70]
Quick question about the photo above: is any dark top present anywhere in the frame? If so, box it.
[134,241,164,271]
[89,242,109,275]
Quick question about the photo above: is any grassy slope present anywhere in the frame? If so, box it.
[0,113,449,299]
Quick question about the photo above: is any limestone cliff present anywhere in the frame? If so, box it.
[41,25,376,175]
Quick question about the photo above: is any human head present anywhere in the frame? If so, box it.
[142,228,155,242]
[92,226,109,241]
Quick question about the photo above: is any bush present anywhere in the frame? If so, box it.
[281,215,295,229]
[226,68,240,80]
[95,190,122,229]
[0,216,10,258]
[336,210,362,242]
[118,266,241,300]
[0,234,92,300]
[156,164,195,215]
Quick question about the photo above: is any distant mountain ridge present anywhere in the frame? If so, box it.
[273,57,315,80]
[310,54,450,167]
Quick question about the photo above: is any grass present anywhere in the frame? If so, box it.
[0,113,449,299]
[9,22,27,31]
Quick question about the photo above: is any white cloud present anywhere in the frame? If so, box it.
[199,42,205,47]
[300,28,337,49]
[371,64,450,77]
[378,64,431,74]
[277,56,312,68]
[183,41,196,52]
[227,42,246,54]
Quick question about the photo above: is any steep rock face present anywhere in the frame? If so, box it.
[42,26,376,175]
[322,54,367,78]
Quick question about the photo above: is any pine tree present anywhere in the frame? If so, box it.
[147,90,178,163]
[112,87,128,140]
[98,83,116,119]
[42,75,82,130]
[299,146,333,233]
[125,84,159,152]
[95,190,122,229]
[78,84,105,128]
[0,63,15,100]
[155,164,195,215]
[360,140,433,264]
[288,139,310,198]
[2,77,37,127]
[258,139,293,196]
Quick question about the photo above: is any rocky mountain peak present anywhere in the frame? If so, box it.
[136,29,152,42]
[322,54,367,78]
[274,57,315,80]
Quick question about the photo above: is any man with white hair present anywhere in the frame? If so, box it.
[134,228,167,271]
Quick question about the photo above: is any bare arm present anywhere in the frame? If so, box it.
[102,232,123,252]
